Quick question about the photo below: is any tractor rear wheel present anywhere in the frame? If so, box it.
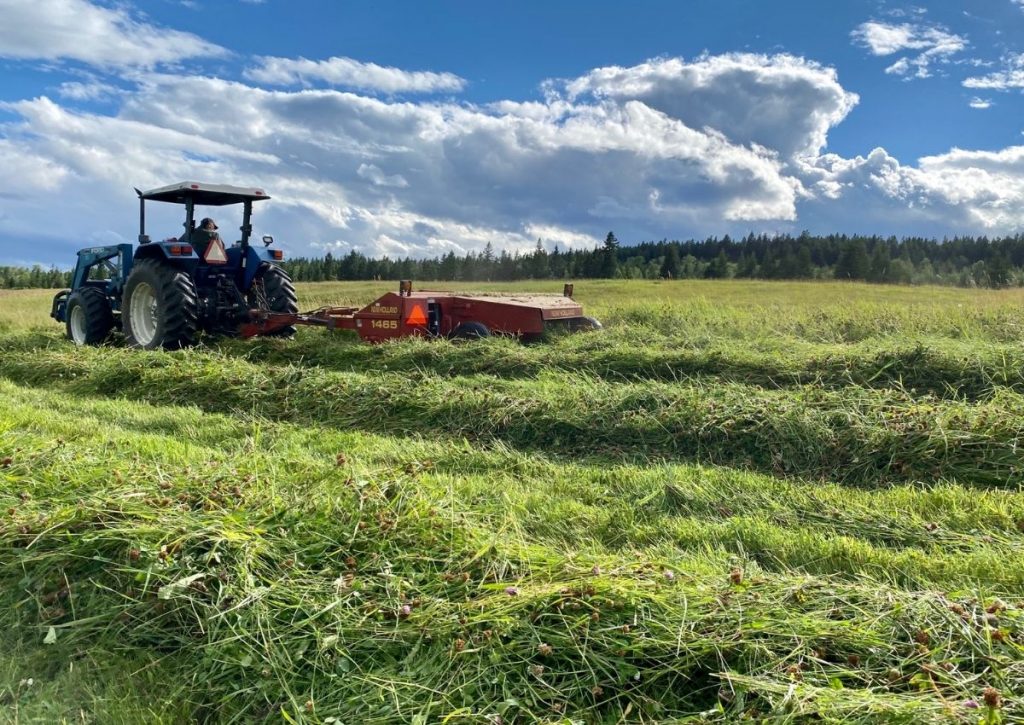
[251,264,299,337]
[450,321,491,340]
[123,259,198,350]
[65,287,114,346]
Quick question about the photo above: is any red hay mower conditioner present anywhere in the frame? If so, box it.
[52,181,601,348]
[241,280,602,343]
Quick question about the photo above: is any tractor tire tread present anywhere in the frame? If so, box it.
[123,258,199,350]
[66,287,114,345]
[257,265,299,337]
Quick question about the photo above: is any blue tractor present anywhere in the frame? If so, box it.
[51,182,299,349]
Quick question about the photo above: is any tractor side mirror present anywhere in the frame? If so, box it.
[262,235,274,246]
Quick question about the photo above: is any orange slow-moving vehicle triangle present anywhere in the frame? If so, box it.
[405,303,427,326]
[205,238,228,264]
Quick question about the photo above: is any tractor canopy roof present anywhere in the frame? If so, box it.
[137,181,271,206]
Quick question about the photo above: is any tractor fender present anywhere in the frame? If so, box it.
[133,242,199,263]
[241,246,284,290]
[249,246,284,265]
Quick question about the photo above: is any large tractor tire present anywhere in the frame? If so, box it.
[122,259,198,350]
[65,287,114,346]
[252,264,299,337]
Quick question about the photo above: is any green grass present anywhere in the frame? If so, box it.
[2,280,1023,723]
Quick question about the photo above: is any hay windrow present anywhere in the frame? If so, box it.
[0,344,1022,487]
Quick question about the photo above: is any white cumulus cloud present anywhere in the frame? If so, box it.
[851,20,966,78]
[0,0,225,68]
[3,47,1024,263]
[0,55,824,259]
[244,56,467,93]
[799,144,1024,233]
[126,60,825,232]
[562,54,859,159]
[57,80,121,101]
[357,163,409,188]
[963,53,1024,90]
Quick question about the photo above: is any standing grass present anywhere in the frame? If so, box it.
[8,279,1024,338]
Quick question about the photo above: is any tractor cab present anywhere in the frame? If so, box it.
[131,182,287,305]
[135,181,283,269]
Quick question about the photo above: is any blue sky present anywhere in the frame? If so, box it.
[1,0,1023,266]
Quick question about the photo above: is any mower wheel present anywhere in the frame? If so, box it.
[569,316,603,332]
[66,287,114,346]
[450,321,491,340]
[253,265,299,337]
[123,259,198,350]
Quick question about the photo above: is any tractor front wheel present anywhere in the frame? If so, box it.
[251,264,299,337]
[66,287,114,346]
[122,259,198,350]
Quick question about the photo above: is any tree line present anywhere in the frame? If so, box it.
[281,232,1024,288]
[4,232,1024,289]
[0,265,73,290]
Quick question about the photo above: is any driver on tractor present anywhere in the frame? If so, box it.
[194,217,221,254]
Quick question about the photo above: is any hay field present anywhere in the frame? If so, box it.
[1,279,1023,723]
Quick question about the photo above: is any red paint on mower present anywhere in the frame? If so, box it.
[238,281,600,342]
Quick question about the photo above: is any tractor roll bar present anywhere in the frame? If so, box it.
[134,188,150,243]
[241,201,252,248]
